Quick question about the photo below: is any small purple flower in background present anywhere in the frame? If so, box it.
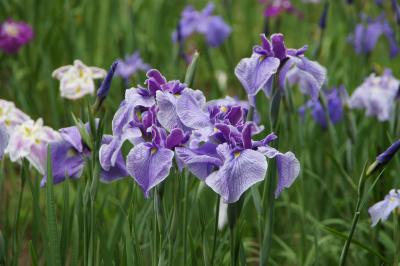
[115,51,151,81]
[300,86,345,128]
[376,139,400,166]
[368,189,400,226]
[0,19,33,54]
[260,0,300,18]
[349,69,400,121]
[172,3,231,47]
[42,123,128,186]
[348,13,399,58]
[0,125,9,160]
[5,119,61,174]
[235,33,326,104]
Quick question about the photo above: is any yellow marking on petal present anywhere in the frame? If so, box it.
[151,147,157,154]
[136,110,142,121]
[5,120,11,126]
[4,24,19,37]
[35,139,41,144]
[75,87,81,93]
[390,197,396,202]
[0,107,3,117]
[234,151,241,159]
[67,149,77,158]
[24,127,32,136]
[258,55,266,63]
[213,127,219,133]
[220,105,227,113]
[174,94,181,98]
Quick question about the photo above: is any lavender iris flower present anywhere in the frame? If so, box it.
[349,69,400,121]
[349,13,399,58]
[42,124,128,186]
[126,126,189,197]
[174,96,300,203]
[115,51,151,81]
[368,189,400,226]
[172,3,231,47]
[0,125,9,159]
[0,19,33,54]
[300,86,345,128]
[235,33,326,104]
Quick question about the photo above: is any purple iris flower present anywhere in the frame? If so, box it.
[260,0,302,18]
[172,3,231,47]
[0,124,9,159]
[126,126,189,197]
[368,189,400,226]
[349,13,399,58]
[300,86,345,128]
[174,98,300,203]
[115,51,151,81]
[235,33,326,104]
[0,19,33,54]
[349,69,400,121]
[42,124,128,186]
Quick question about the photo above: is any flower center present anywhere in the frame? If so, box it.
[151,147,157,154]
[234,151,241,158]
[219,105,227,113]
[3,24,19,37]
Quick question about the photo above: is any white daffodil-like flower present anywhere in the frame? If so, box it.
[0,99,30,132]
[5,119,61,174]
[52,60,106,100]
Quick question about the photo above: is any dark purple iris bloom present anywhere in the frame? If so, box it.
[0,19,33,54]
[235,33,326,104]
[0,125,9,159]
[349,13,399,58]
[126,126,189,197]
[172,3,231,47]
[319,2,329,29]
[42,124,128,186]
[115,51,151,81]
[300,86,345,128]
[260,0,301,18]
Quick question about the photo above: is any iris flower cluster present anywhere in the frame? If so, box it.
[99,68,300,203]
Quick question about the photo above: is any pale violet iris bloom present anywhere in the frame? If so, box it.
[368,189,400,226]
[349,69,400,121]
[0,99,30,132]
[52,59,107,100]
[5,119,61,174]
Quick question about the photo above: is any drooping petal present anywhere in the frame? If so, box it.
[126,143,174,197]
[368,189,400,226]
[175,144,222,180]
[176,89,211,129]
[100,135,128,183]
[274,152,301,197]
[205,144,267,203]
[235,53,280,98]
